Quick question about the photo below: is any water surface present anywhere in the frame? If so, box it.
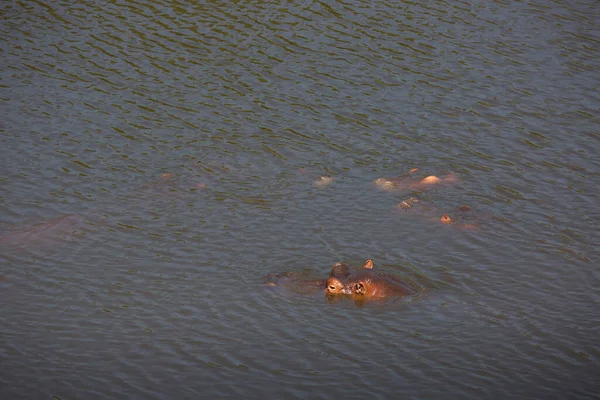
[1,0,599,398]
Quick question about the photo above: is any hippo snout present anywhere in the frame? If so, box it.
[353,282,366,295]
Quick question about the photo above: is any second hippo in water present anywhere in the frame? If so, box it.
[265,261,352,292]
[326,259,416,299]
[374,169,459,192]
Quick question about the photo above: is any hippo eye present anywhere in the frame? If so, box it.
[329,285,336,291]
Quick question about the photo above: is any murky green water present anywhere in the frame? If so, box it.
[1,1,599,398]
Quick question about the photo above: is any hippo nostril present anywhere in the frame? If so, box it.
[354,283,365,294]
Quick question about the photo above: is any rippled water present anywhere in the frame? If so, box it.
[1,0,599,398]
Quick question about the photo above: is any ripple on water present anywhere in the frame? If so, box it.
[2,0,600,398]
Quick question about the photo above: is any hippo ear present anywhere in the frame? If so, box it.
[331,263,350,277]
[363,259,374,269]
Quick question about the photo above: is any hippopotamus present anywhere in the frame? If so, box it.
[129,172,208,200]
[325,259,416,299]
[313,175,334,188]
[0,214,87,249]
[0,173,193,251]
[438,204,498,230]
[374,168,459,192]
[265,259,420,303]
[264,262,351,293]
[296,168,335,188]
[395,198,484,230]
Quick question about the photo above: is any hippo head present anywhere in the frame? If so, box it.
[440,214,453,224]
[314,175,334,188]
[374,177,395,189]
[326,277,351,295]
[420,175,441,185]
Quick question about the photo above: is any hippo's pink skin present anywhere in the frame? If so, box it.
[265,262,352,292]
[0,173,186,250]
[439,205,483,230]
[395,199,482,231]
[313,175,334,188]
[351,274,415,298]
[326,259,375,295]
[0,214,84,248]
[374,170,459,192]
[326,259,416,299]
[266,260,418,302]
[295,168,336,188]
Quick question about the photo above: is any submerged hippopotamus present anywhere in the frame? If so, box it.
[374,168,459,192]
[0,173,197,251]
[0,214,87,249]
[395,198,485,231]
[266,259,417,301]
[326,259,416,299]
[296,168,336,188]
[264,262,351,292]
